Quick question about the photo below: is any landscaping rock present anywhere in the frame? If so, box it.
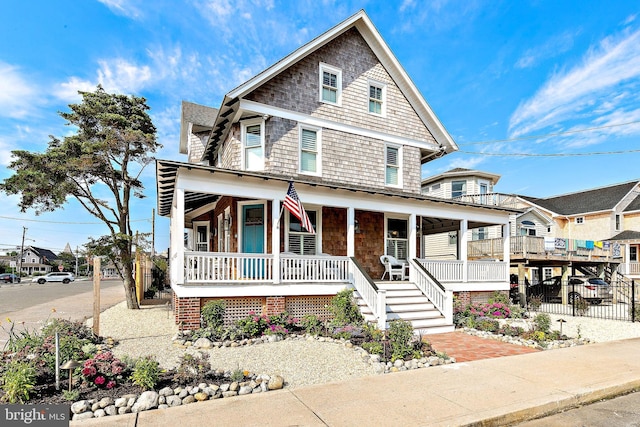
[132,391,159,412]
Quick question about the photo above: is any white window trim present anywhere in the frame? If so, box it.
[193,221,210,252]
[385,143,403,188]
[298,124,322,176]
[367,79,386,117]
[240,118,265,171]
[319,62,342,106]
[285,206,321,254]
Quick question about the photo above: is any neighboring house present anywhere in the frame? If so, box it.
[440,171,638,283]
[19,246,58,275]
[421,168,504,259]
[156,10,516,333]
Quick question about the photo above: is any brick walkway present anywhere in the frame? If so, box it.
[426,331,540,362]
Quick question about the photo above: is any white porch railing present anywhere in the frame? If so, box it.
[185,252,273,283]
[411,260,453,325]
[468,260,508,282]
[350,258,386,330]
[618,262,640,276]
[468,235,618,260]
[280,254,350,282]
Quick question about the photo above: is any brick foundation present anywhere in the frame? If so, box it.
[454,290,508,306]
[174,296,201,330]
[265,296,286,316]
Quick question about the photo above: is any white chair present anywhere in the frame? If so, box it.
[380,255,406,280]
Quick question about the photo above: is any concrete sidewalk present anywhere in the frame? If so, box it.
[72,337,640,426]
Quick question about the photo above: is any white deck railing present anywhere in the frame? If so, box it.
[418,259,507,283]
[618,262,640,276]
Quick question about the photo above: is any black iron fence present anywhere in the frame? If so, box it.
[511,279,639,322]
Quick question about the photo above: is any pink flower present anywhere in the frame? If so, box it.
[94,376,106,385]
[106,380,116,389]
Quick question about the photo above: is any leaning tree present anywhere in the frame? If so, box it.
[0,86,160,309]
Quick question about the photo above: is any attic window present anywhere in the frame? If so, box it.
[368,80,386,116]
[319,63,342,105]
[575,217,584,224]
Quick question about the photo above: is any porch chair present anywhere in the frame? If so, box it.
[380,255,407,280]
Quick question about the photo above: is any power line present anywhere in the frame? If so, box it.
[459,119,640,146]
[0,215,151,224]
[458,149,640,157]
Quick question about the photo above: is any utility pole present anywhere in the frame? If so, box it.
[18,227,26,278]
[151,208,155,258]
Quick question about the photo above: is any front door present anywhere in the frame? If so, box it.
[242,204,265,278]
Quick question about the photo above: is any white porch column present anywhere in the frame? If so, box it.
[272,199,281,284]
[625,243,631,274]
[460,219,468,283]
[502,222,510,280]
[173,188,185,285]
[408,213,417,281]
[347,207,355,257]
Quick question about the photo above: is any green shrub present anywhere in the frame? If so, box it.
[574,297,590,316]
[329,289,363,326]
[475,318,500,333]
[62,389,80,401]
[174,353,211,384]
[235,312,268,338]
[230,368,244,382]
[528,295,542,311]
[630,304,640,321]
[361,341,383,355]
[130,357,161,390]
[388,320,415,362]
[498,325,524,337]
[488,291,510,305]
[1,361,36,403]
[201,300,226,329]
[533,313,551,334]
[300,314,324,335]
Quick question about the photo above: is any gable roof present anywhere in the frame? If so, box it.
[179,101,219,154]
[608,230,640,241]
[519,180,639,216]
[200,9,457,162]
[26,246,58,262]
[421,168,501,186]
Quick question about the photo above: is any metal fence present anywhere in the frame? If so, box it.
[514,279,639,322]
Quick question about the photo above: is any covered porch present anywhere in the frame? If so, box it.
[157,160,514,330]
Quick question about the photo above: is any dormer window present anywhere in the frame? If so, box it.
[319,63,342,105]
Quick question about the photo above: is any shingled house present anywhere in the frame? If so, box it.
[156,10,516,333]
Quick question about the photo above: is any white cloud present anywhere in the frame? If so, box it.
[54,59,152,101]
[0,62,39,119]
[97,0,143,19]
[515,30,578,69]
[509,28,640,139]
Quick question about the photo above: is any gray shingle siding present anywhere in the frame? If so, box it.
[222,27,429,193]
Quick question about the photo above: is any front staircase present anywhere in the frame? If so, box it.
[354,281,454,334]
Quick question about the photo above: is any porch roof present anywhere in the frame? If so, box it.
[156,159,522,220]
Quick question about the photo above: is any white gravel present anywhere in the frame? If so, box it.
[86,302,378,389]
[88,302,640,389]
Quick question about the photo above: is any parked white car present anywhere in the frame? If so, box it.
[32,272,75,284]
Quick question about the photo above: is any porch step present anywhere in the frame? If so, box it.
[354,281,454,335]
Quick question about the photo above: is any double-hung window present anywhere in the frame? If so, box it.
[299,126,321,175]
[319,63,342,105]
[385,144,401,187]
[242,119,264,171]
[288,210,318,255]
[368,80,385,115]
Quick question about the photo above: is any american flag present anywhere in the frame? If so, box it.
[284,182,315,234]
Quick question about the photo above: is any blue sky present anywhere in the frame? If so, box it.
[1,0,639,255]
